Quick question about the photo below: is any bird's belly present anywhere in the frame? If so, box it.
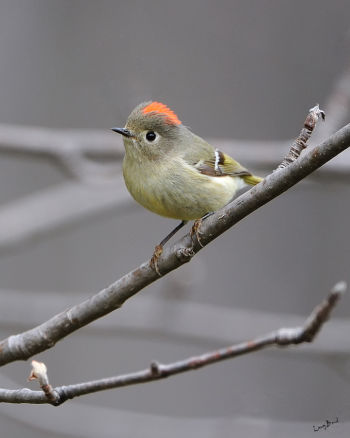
[123,160,242,220]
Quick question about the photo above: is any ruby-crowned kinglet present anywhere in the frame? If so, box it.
[112,102,262,267]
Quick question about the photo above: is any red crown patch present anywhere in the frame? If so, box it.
[142,102,181,125]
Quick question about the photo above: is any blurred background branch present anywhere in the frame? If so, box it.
[0,179,129,254]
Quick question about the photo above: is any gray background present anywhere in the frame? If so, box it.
[0,0,349,437]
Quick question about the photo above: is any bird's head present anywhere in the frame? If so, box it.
[111,101,188,160]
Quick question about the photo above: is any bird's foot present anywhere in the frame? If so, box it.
[190,219,204,247]
[150,244,163,276]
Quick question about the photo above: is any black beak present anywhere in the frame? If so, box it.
[110,127,133,138]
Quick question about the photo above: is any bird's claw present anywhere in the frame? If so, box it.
[190,219,204,247]
[150,244,163,276]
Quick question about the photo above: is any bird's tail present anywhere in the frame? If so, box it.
[243,174,263,186]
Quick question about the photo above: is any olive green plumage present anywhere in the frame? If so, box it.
[113,101,263,221]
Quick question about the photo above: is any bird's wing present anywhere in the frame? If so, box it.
[196,149,252,177]
[183,134,251,178]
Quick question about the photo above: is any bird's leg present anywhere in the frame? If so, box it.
[190,212,213,248]
[150,220,188,275]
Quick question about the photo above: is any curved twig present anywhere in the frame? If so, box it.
[0,282,344,405]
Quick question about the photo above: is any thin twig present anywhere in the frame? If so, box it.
[0,115,349,367]
[28,360,59,404]
[277,104,325,170]
[0,283,344,405]
[1,288,348,354]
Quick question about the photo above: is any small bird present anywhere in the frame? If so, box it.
[112,101,262,271]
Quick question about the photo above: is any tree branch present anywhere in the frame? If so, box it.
[0,115,349,367]
[0,282,344,405]
[277,104,325,169]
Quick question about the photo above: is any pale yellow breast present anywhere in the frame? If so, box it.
[123,156,245,220]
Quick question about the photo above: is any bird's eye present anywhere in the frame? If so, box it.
[145,131,157,142]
